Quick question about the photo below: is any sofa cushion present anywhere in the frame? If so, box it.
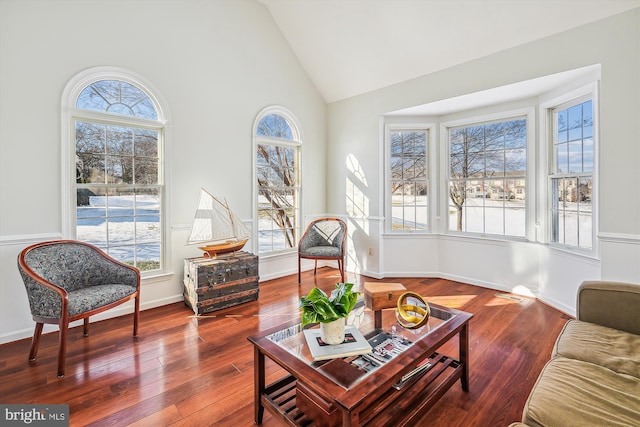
[67,284,138,317]
[523,357,640,427]
[553,319,640,378]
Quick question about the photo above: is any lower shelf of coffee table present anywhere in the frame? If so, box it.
[261,353,463,427]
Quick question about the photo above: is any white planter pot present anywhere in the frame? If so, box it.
[320,318,345,345]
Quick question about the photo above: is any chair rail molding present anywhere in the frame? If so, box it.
[0,233,63,247]
[598,232,640,245]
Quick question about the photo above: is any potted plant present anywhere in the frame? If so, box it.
[299,282,360,344]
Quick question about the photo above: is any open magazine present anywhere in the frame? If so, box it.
[350,332,412,372]
[348,331,435,388]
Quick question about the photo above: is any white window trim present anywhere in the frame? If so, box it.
[61,66,172,276]
[538,81,599,258]
[384,122,435,234]
[440,107,536,241]
[252,105,303,256]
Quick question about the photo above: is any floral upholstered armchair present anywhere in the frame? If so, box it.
[298,217,347,283]
[17,240,140,378]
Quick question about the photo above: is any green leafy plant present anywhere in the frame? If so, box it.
[299,283,360,327]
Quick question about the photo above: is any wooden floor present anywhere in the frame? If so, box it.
[0,268,570,426]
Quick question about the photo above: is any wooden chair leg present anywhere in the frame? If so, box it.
[57,320,68,378]
[338,259,344,282]
[298,256,301,284]
[29,322,44,362]
[83,318,89,336]
[133,295,140,337]
[313,260,317,275]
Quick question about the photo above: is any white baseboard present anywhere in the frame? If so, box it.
[0,294,185,345]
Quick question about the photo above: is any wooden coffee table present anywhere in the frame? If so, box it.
[247,300,473,426]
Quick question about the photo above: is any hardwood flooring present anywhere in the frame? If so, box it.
[0,268,570,426]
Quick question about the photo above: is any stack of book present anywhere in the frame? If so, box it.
[303,326,372,361]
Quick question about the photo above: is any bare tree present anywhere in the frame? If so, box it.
[390,131,426,194]
[76,123,158,187]
[257,145,297,247]
[449,120,526,231]
[256,115,298,248]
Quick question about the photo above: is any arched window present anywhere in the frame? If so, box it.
[254,107,301,254]
[62,67,168,273]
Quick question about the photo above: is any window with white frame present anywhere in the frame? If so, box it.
[549,97,594,250]
[388,127,429,231]
[65,72,166,273]
[254,108,301,254]
[448,117,527,237]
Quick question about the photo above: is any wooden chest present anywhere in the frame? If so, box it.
[183,251,259,315]
[363,282,406,310]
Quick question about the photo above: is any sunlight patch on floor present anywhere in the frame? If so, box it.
[485,293,524,306]
[424,294,477,309]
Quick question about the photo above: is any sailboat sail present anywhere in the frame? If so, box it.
[187,188,251,252]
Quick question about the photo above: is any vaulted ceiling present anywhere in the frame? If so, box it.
[259,0,639,103]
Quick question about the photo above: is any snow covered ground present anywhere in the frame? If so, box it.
[76,195,161,266]
[75,193,592,266]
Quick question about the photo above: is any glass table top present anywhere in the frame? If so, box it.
[264,301,457,389]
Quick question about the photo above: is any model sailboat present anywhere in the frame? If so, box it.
[187,188,251,257]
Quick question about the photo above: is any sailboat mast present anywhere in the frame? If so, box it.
[222,197,238,239]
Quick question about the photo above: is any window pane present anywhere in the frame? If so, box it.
[583,138,594,172]
[578,212,592,250]
[555,142,568,173]
[107,246,135,265]
[567,104,583,141]
[389,130,428,232]
[450,153,465,178]
[75,186,162,270]
[557,109,568,143]
[76,121,106,154]
[74,76,163,273]
[76,187,107,246]
[109,216,134,244]
[256,126,300,254]
[465,126,484,153]
[134,129,158,157]
[76,80,158,120]
[551,99,594,250]
[134,157,158,184]
[106,155,133,184]
[257,114,294,139]
[135,243,161,271]
[106,126,133,155]
[485,151,504,176]
[505,208,526,237]
[583,100,593,138]
[449,128,465,154]
[563,211,578,247]
[463,204,484,233]
[137,215,161,243]
[505,119,527,149]
[568,140,583,173]
[448,118,526,237]
[505,148,526,172]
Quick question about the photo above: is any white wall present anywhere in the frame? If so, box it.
[327,8,640,316]
[0,0,326,344]
[1,2,638,345]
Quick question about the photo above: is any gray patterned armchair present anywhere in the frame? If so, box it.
[298,217,347,283]
[17,240,140,378]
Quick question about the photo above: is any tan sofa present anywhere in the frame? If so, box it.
[514,281,640,427]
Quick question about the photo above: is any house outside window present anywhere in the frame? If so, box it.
[549,98,594,250]
[387,127,429,231]
[254,107,301,254]
[447,116,527,237]
[63,69,167,274]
